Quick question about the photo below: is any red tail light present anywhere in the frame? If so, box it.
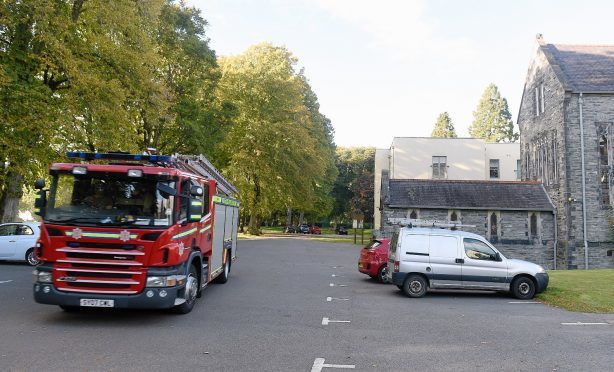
[393,261,400,272]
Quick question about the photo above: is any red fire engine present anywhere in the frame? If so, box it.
[32,151,239,314]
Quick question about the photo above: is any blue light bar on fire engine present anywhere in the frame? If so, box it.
[66,152,172,162]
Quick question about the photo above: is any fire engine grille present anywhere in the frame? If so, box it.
[54,242,147,295]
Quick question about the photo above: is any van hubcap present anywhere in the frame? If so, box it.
[519,282,530,295]
[410,280,422,293]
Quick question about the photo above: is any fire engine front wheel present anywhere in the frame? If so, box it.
[173,265,199,314]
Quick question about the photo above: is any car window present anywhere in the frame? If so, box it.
[366,241,381,249]
[463,238,498,261]
[0,225,16,236]
[16,225,34,235]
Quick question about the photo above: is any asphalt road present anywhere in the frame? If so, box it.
[0,238,612,371]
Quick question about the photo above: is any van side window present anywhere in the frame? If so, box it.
[404,234,429,255]
[463,238,498,261]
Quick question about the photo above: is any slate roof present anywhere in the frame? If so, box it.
[541,43,614,92]
[387,179,554,211]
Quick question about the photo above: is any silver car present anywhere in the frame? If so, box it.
[387,227,549,299]
[0,222,41,266]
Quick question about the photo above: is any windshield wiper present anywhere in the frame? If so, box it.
[46,217,112,224]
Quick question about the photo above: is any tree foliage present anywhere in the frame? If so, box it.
[431,112,457,138]
[331,147,375,223]
[469,83,518,142]
[216,44,334,234]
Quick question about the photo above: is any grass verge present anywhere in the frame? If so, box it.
[536,269,614,313]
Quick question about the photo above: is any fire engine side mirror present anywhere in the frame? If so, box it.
[34,190,47,217]
[34,178,45,190]
[190,185,204,196]
[156,182,177,199]
[188,199,203,222]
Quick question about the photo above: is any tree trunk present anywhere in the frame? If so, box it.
[247,214,261,235]
[298,211,304,225]
[0,170,24,223]
[286,207,292,226]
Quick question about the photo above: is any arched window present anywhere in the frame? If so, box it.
[530,213,538,238]
[409,210,418,219]
[450,211,458,222]
[489,213,498,237]
[599,134,610,206]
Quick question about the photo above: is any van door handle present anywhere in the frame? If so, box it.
[455,258,464,264]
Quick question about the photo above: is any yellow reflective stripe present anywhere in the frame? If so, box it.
[191,201,203,206]
[35,195,41,200]
[34,208,40,213]
[200,225,211,234]
[212,195,240,207]
[190,214,201,220]
[172,227,198,240]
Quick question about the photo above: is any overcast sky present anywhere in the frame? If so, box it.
[189,0,614,148]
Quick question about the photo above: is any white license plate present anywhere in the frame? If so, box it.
[79,299,115,308]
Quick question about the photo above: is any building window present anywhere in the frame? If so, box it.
[448,210,461,223]
[599,133,610,207]
[489,159,500,179]
[529,212,539,238]
[432,156,447,179]
[516,159,521,180]
[408,210,419,219]
[488,212,499,242]
[535,84,545,116]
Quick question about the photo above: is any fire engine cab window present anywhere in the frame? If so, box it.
[45,173,175,227]
[200,184,210,215]
[178,180,191,221]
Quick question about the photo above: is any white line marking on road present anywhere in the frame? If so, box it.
[326,297,350,302]
[561,322,609,326]
[322,317,351,325]
[331,274,344,277]
[329,283,347,287]
[311,358,355,372]
[0,280,13,284]
[508,301,541,304]
[332,266,344,269]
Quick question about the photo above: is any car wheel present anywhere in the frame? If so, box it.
[402,274,427,298]
[214,251,231,284]
[377,264,389,283]
[25,248,40,266]
[173,264,199,314]
[511,276,536,299]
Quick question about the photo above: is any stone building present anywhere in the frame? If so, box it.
[518,35,614,268]
[379,173,557,269]
[374,137,520,228]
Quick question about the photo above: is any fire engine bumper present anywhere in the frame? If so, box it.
[33,284,185,309]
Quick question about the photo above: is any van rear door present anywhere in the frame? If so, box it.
[428,235,462,288]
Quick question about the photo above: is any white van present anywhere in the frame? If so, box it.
[386,227,549,299]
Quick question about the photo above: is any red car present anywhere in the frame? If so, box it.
[309,225,321,234]
[358,238,391,283]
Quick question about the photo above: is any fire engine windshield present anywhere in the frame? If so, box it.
[45,172,175,227]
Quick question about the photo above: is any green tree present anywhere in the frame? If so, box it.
[216,43,329,234]
[330,147,375,223]
[431,112,457,138]
[469,83,518,142]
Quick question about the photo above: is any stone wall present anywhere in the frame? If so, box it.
[380,207,557,269]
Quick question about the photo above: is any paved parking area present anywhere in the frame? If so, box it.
[0,238,612,371]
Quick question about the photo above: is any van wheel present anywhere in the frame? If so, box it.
[377,265,389,283]
[403,275,427,298]
[512,276,536,299]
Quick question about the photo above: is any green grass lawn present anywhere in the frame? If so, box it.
[536,269,614,313]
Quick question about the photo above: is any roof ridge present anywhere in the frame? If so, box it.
[389,179,543,185]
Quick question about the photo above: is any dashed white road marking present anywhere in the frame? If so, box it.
[311,358,355,371]
[0,280,13,284]
[331,274,344,278]
[326,297,350,302]
[329,283,347,287]
[331,266,344,269]
[508,301,541,304]
[561,322,609,326]
[322,317,351,325]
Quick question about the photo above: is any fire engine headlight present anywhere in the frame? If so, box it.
[146,275,187,287]
[34,270,52,283]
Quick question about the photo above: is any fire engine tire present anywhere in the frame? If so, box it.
[173,264,199,314]
[25,248,40,266]
[214,251,230,284]
[396,285,403,290]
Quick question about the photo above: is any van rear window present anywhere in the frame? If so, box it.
[389,232,399,254]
